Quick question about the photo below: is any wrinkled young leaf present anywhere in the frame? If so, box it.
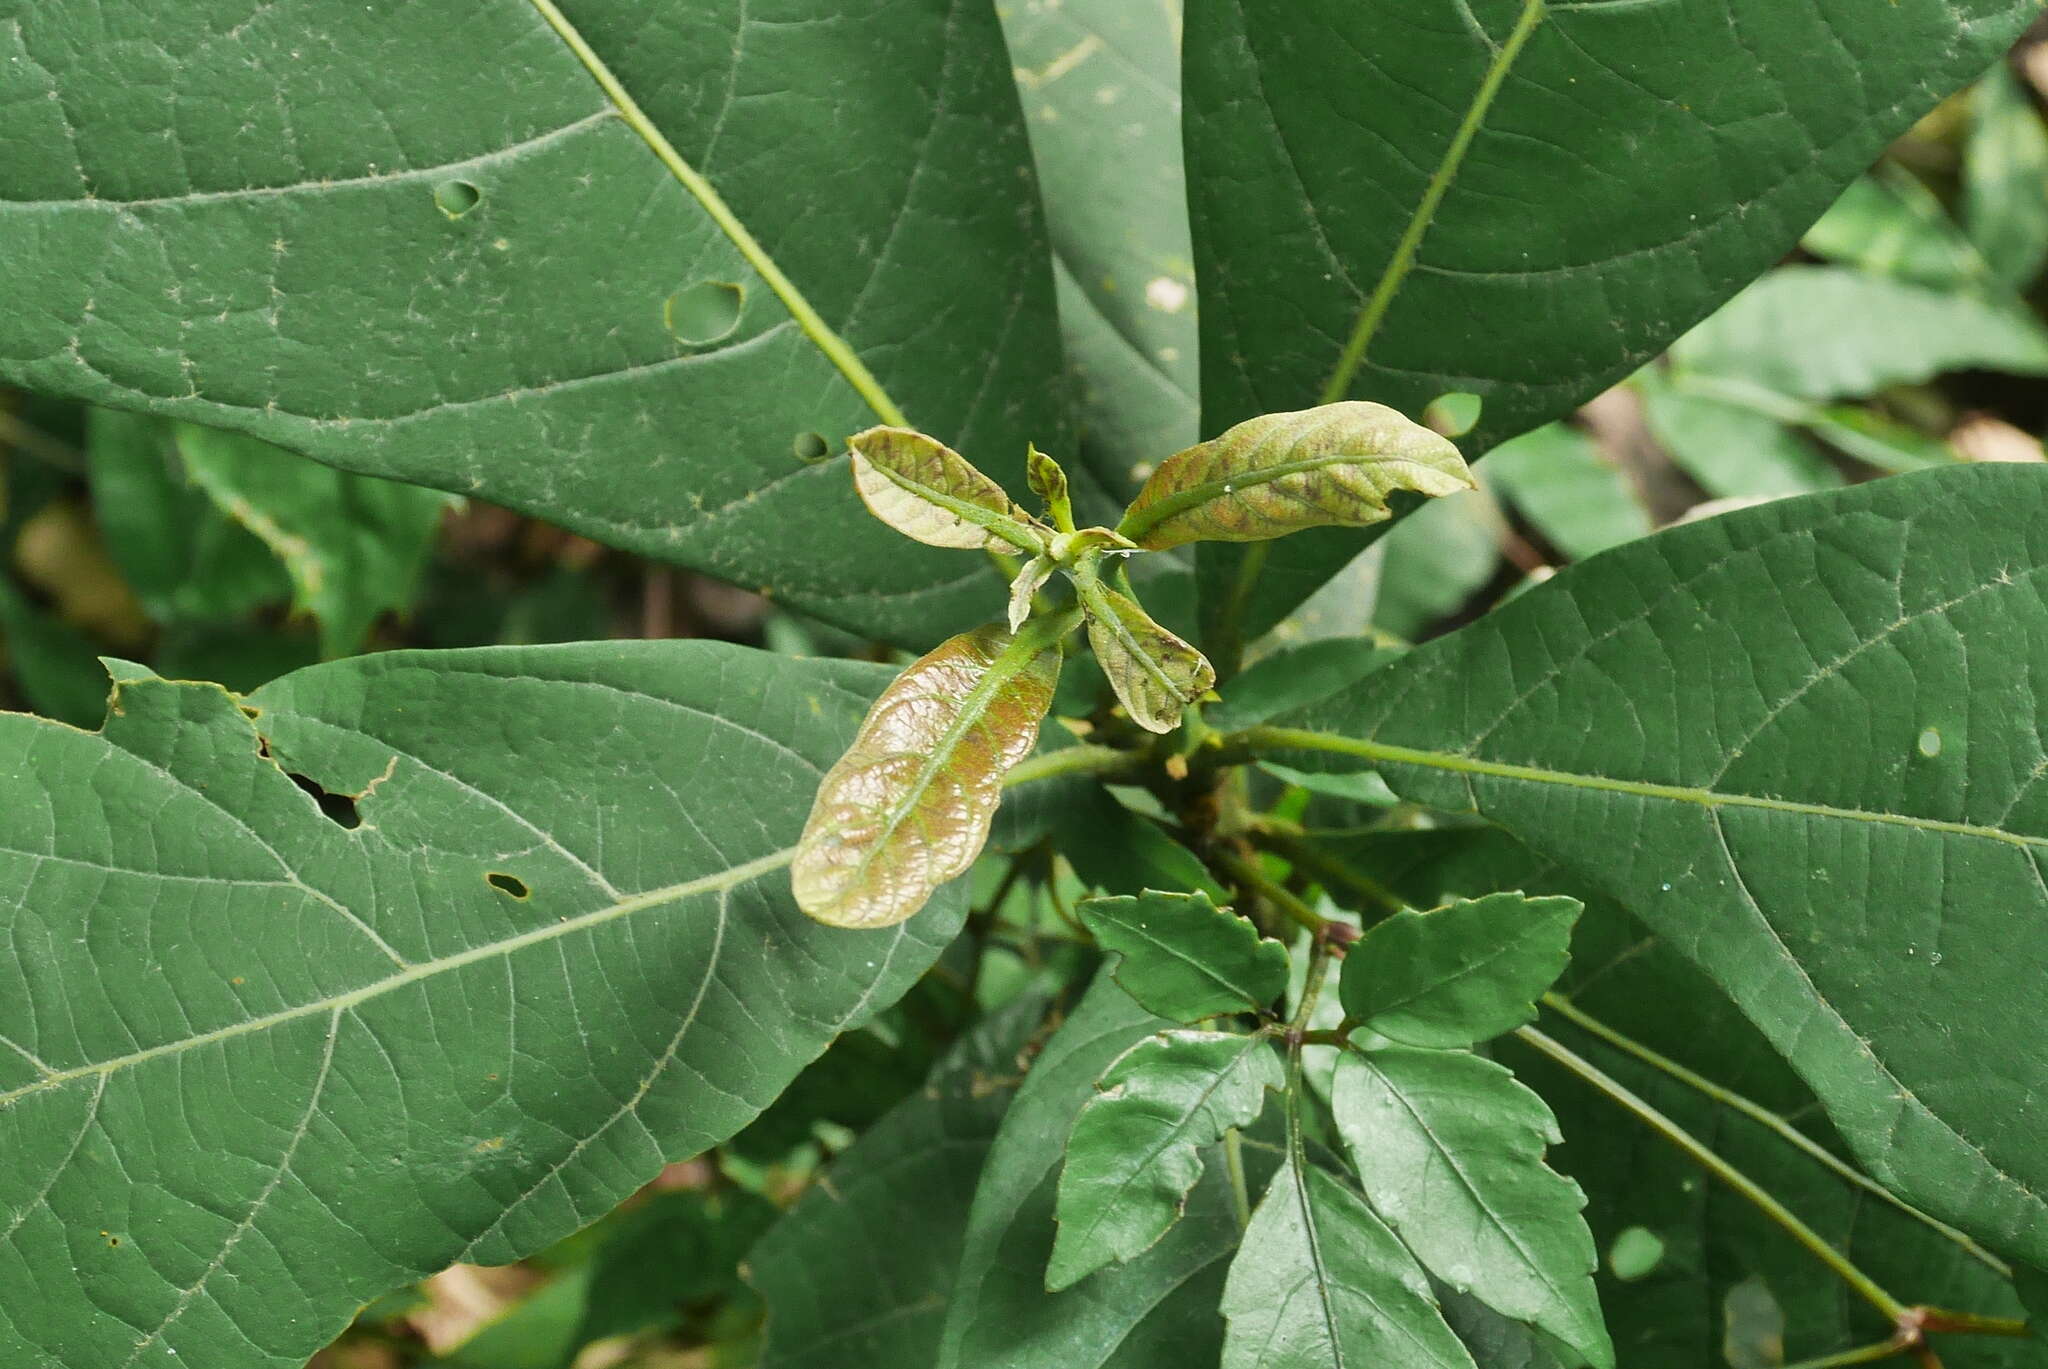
[794,621,1064,929]
[1281,464,2048,1269]
[0,1,1063,645]
[1050,1030,1282,1290]
[1339,894,1579,1048]
[938,971,1241,1369]
[1222,1159,1477,1369]
[1184,0,2037,640]
[1080,890,1289,1021]
[0,643,965,1369]
[1079,581,1216,733]
[752,993,1048,1369]
[850,426,1047,554]
[1334,1049,1610,1369]
[1118,403,1471,551]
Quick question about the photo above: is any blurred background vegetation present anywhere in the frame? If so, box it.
[8,18,2048,1369]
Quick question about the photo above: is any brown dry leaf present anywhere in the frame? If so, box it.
[793,621,1063,928]
[1116,402,1472,550]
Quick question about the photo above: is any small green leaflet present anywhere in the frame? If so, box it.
[1221,1159,1476,1369]
[1080,890,1288,1021]
[1333,1049,1610,1369]
[1049,1030,1282,1290]
[1339,894,1579,1048]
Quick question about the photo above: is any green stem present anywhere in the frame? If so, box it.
[1252,829,1408,920]
[1318,0,1549,406]
[525,0,909,428]
[1539,992,2011,1278]
[1224,1127,1253,1232]
[1515,1025,1913,1327]
[1780,1340,1914,1369]
[1213,848,1334,939]
[1002,743,1139,791]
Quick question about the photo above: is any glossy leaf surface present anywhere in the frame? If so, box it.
[1333,1048,1609,1368]
[794,622,1063,929]
[0,0,1063,644]
[1221,1159,1476,1369]
[1118,404,1470,551]
[1050,1030,1281,1290]
[1184,0,2037,637]
[1080,890,1289,1021]
[1285,464,2048,1268]
[1339,894,1579,1049]
[850,426,1047,554]
[1081,581,1215,734]
[0,643,965,1368]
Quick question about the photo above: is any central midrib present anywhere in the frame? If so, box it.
[1249,726,2048,852]
[524,0,909,428]
[0,847,796,1109]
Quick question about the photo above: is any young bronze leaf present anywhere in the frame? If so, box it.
[850,426,1049,553]
[1079,582,1216,734]
[1116,402,1473,550]
[794,621,1064,929]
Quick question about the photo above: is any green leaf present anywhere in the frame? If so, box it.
[850,426,1048,554]
[1802,167,1989,289]
[1050,1029,1282,1290]
[1183,0,2035,639]
[0,579,109,727]
[1671,266,2048,403]
[0,0,1063,645]
[1371,488,1507,642]
[1967,66,2048,292]
[1339,893,1579,1049]
[1221,1158,1476,1369]
[794,619,1066,928]
[1332,1049,1609,1369]
[1054,788,1228,902]
[1001,0,1199,502]
[1118,404,1471,551]
[1483,425,1651,562]
[1078,579,1215,734]
[0,641,965,1369]
[752,992,1048,1369]
[1080,891,1289,1022]
[86,410,292,626]
[572,1188,775,1354]
[1636,370,1842,500]
[170,421,454,656]
[1207,637,1395,733]
[1279,463,2048,1268]
[937,970,1239,1369]
[1344,824,2043,1367]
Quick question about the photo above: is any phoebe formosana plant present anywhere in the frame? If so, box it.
[791,402,1472,929]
